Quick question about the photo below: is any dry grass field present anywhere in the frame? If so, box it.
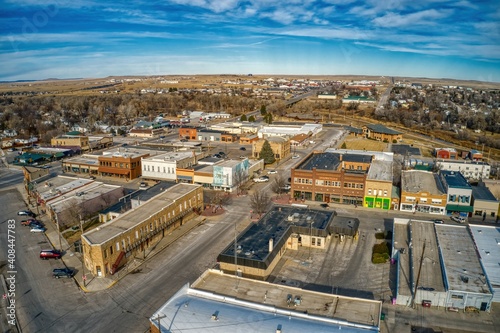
[342,137,389,152]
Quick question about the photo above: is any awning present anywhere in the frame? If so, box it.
[98,167,130,175]
[446,204,473,213]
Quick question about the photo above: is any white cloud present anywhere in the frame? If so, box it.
[372,9,452,27]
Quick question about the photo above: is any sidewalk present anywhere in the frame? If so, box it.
[20,185,208,292]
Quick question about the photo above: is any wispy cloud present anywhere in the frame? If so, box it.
[372,9,453,27]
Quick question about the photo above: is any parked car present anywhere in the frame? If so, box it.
[267,170,278,174]
[292,155,300,159]
[281,184,291,191]
[18,210,35,217]
[30,226,46,233]
[239,147,246,151]
[320,203,329,208]
[432,219,444,224]
[140,182,148,188]
[21,218,36,226]
[218,151,226,157]
[52,268,75,279]
[212,154,222,158]
[253,176,269,183]
[40,249,62,260]
[451,216,466,223]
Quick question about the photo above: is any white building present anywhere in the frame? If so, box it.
[436,160,490,180]
[212,159,250,192]
[141,151,196,181]
[257,123,322,139]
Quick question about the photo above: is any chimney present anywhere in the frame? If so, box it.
[269,238,274,253]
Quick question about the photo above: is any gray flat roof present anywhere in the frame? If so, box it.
[150,271,380,332]
[64,154,99,165]
[36,176,94,202]
[471,184,498,202]
[49,183,121,211]
[142,151,193,162]
[410,220,446,293]
[83,183,200,245]
[469,226,500,297]
[367,160,393,181]
[401,170,445,195]
[435,225,490,294]
[393,219,412,297]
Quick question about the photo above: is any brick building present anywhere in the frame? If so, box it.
[98,149,149,180]
[400,170,447,214]
[179,127,197,141]
[362,124,402,142]
[252,137,291,161]
[291,152,370,205]
[81,183,203,277]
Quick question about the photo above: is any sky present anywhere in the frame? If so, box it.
[1,0,499,82]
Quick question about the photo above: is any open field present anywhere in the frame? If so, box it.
[2,74,499,95]
[342,137,389,152]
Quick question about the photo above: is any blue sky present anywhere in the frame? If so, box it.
[1,0,499,82]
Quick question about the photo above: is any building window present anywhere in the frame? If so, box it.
[135,231,139,239]
[368,189,372,195]
[383,190,387,196]
[110,246,113,255]
[103,249,107,259]
[311,238,316,246]
[116,242,120,251]
[317,238,321,247]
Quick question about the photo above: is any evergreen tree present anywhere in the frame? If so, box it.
[248,115,256,122]
[264,113,273,124]
[341,142,347,149]
[259,140,276,164]
[240,114,247,121]
[260,105,267,115]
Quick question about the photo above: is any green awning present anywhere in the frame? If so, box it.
[446,204,473,213]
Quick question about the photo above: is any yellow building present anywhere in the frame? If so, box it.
[51,132,90,151]
[364,160,395,210]
[252,137,290,161]
[81,183,203,277]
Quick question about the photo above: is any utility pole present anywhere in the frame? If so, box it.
[79,214,86,287]
[234,222,238,277]
[55,214,62,251]
[410,240,426,309]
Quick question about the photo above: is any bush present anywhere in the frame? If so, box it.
[392,139,397,143]
[373,242,389,254]
[372,252,390,264]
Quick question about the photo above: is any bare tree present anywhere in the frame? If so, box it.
[250,190,271,216]
[233,169,248,196]
[270,175,287,198]
[204,190,232,213]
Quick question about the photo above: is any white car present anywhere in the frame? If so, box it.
[253,176,269,183]
[292,155,300,159]
[267,170,278,174]
[30,227,46,233]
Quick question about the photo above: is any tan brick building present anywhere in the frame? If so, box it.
[252,137,291,161]
[400,170,447,214]
[363,160,396,210]
[51,133,90,151]
[362,124,402,142]
[81,183,203,277]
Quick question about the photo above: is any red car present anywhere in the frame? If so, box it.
[21,219,37,226]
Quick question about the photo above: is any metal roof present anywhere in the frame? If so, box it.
[469,225,500,301]
[435,224,490,294]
